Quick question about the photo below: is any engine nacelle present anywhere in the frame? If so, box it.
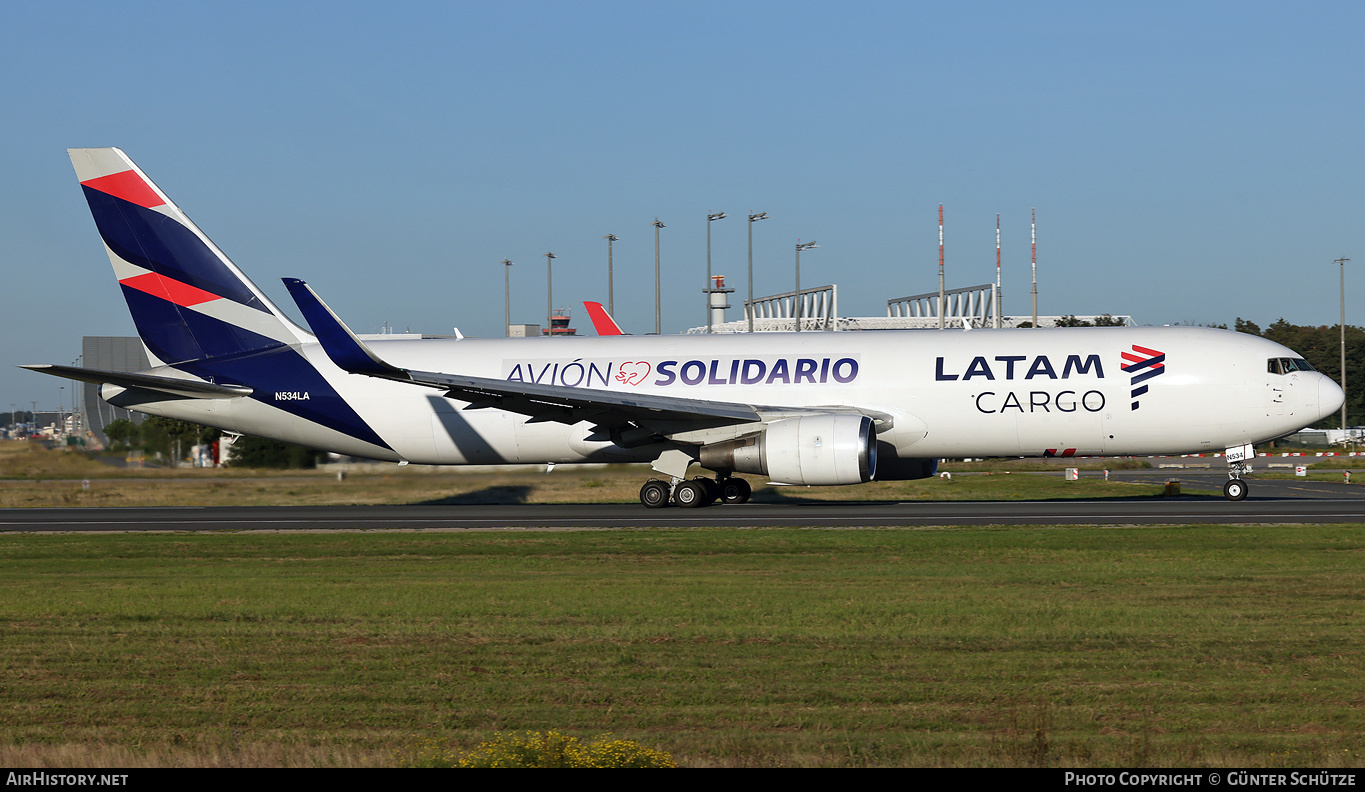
[873,450,938,481]
[699,414,877,485]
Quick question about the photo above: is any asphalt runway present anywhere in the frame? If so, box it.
[3,474,1364,533]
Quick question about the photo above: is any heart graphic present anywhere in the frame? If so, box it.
[615,361,652,387]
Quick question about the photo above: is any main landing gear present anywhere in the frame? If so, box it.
[639,475,752,508]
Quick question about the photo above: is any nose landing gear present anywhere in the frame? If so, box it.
[1223,477,1248,501]
[1223,443,1254,501]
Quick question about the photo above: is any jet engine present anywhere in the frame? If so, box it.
[699,414,877,485]
[873,451,938,481]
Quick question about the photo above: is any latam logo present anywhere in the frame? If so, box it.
[935,354,1105,381]
[1121,345,1165,410]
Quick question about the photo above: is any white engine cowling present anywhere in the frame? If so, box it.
[699,414,877,485]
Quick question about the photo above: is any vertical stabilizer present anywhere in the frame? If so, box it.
[583,301,626,335]
[68,148,309,366]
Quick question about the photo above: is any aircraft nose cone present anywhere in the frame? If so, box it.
[1320,375,1346,421]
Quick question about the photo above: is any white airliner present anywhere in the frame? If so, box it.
[24,148,1344,506]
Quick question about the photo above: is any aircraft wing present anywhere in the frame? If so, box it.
[282,279,772,432]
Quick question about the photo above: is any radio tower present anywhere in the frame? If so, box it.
[938,204,945,330]
[995,213,1002,329]
[1030,208,1038,329]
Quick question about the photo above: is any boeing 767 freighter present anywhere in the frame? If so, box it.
[24,149,1344,506]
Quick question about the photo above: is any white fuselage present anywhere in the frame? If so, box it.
[109,326,1343,469]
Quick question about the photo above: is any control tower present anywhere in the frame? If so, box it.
[542,308,577,336]
[705,275,734,331]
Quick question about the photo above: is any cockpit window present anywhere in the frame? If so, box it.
[1268,358,1316,374]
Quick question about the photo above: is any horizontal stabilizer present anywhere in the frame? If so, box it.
[19,364,252,398]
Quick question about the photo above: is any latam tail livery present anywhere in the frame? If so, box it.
[25,148,1344,505]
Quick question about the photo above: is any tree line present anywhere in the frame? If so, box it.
[103,416,320,468]
[1233,318,1364,428]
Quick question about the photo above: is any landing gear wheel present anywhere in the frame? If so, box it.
[640,479,672,509]
[719,478,752,505]
[674,480,709,508]
[1223,479,1248,501]
[698,477,721,504]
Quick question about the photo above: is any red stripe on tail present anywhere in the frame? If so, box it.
[81,170,165,209]
[120,272,221,307]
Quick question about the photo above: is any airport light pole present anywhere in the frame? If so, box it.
[747,212,767,332]
[603,234,619,317]
[1338,256,1350,430]
[652,219,666,334]
[502,259,513,337]
[72,356,82,436]
[544,252,556,336]
[706,212,726,332]
[794,240,818,332]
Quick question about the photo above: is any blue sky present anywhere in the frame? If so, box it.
[3,1,1363,411]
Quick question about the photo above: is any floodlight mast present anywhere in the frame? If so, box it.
[502,258,513,337]
[706,212,726,332]
[652,219,666,334]
[544,252,557,336]
[603,234,619,316]
[1338,256,1351,430]
[795,240,819,332]
[747,212,768,332]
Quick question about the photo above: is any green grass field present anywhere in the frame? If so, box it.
[2,526,1363,768]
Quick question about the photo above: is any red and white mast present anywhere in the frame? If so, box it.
[937,204,945,330]
[995,213,1002,329]
[1030,208,1038,329]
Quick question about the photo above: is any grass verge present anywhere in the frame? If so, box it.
[1,526,1362,767]
[0,440,1209,507]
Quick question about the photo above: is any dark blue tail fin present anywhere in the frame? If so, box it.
[69,148,308,366]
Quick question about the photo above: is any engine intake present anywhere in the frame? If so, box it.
[699,414,877,485]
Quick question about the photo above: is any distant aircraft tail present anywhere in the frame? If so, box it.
[583,301,626,335]
[68,148,309,366]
